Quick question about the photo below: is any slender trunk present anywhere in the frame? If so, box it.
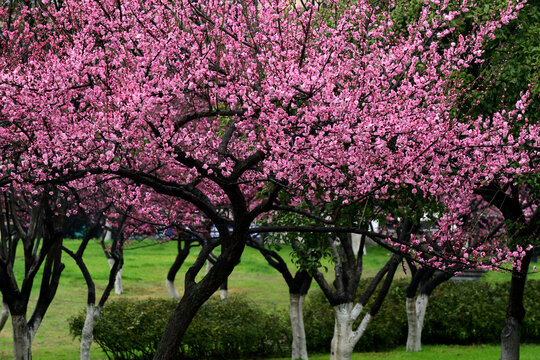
[166,279,180,300]
[289,293,308,360]
[406,294,428,352]
[80,304,101,360]
[206,258,228,300]
[12,315,33,360]
[107,258,123,295]
[329,303,371,360]
[219,288,228,300]
[500,251,532,360]
[0,301,9,332]
[220,279,228,300]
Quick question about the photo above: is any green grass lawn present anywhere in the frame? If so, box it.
[270,344,540,360]
[0,240,537,359]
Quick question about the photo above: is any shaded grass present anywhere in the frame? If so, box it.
[0,239,536,359]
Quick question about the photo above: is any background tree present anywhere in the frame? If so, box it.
[0,186,67,360]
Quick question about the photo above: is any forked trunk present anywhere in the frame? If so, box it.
[289,293,308,360]
[0,302,9,332]
[107,258,123,295]
[80,304,101,360]
[406,294,428,352]
[330,303,371,360]
[500,316,520,360]
[12,315,33,360]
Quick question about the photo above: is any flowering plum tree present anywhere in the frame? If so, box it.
[0,0,537,359]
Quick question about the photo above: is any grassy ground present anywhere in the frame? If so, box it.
[0,239,537,359]
[270,344,540,360]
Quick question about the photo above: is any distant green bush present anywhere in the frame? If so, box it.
[69,296,289,360]
[304,279,540,352]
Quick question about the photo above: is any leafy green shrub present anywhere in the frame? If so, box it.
[69,280,540,359]
[304,279,540,353]
[181,296,289,359]
[69,296,289,360]
[69,298,175,360]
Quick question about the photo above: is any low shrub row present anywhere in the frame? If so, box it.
[69,296,289,360]
[69,280,540,359]
[304,279,540,352]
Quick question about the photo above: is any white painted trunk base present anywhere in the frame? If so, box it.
[0,302,9,332]
[80,304,101,360]
[12,315,33,360]
[166,279,180,300]
[406,294,428,352]
[103,225,112,242]
[289,294,308,360]
[205,260,212,275]
[107,259,123,295]
[219,289,228,300]
[350,234,367,256]
[330,303,371,360]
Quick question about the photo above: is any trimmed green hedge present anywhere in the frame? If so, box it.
[69,296,289,360]
[70,280,540,359]
[304,279,540,352]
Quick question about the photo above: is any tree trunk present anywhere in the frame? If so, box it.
[406,294,428,352]
[329,303,371,360]
[500,251,532,360]
[501,316,520,360]
[220,279,228,300]
[80,304,101,360]
[107,258,123,295]
[166,279,180,300]
[289,293,308,360]
[12,315,33,360]
[153,283,215,359]
[0,301,9,332]
[153,233,246,360]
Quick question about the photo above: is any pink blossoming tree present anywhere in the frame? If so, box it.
[0,0,538,360]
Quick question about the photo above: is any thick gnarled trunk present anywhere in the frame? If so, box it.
[80,304,101,360]
[406,294,428,352]
[12,315,34,360]
[329,303,371,360]
[289,293,308,360]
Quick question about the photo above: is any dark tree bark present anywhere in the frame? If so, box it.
[0,189,66,360]
[476,183,539,360]
[153,230,247,359]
